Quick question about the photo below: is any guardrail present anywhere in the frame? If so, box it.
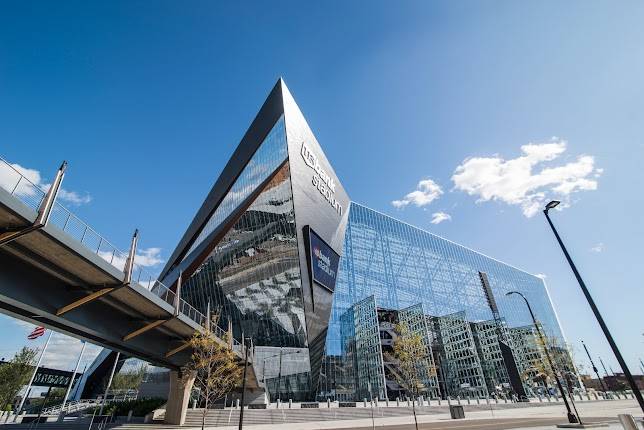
[0,156,213,334]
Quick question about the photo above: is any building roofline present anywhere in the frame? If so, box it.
[159,78,287,281]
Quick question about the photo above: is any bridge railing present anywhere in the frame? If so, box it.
[0,156,213,335]
[0,156,47,213]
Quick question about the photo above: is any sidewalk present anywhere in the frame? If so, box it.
[224,400,642,430]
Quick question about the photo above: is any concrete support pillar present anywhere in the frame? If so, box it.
[164,370,195,426]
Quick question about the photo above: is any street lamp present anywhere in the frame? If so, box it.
[581,341,608,392]
[506,291,579,424]
[543,200,644,413]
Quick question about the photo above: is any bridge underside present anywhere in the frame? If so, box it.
[0,187,261,407]
[0,186,236,371]
[0,249,195,369]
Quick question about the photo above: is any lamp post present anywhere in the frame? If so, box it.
[543,200,644,413]
[506,291,579,424]
[581,341,608,392]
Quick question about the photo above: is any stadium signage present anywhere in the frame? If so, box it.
[308,228,340,292]
[301,142,343,216]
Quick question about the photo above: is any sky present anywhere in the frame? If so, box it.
[0,1,643,378]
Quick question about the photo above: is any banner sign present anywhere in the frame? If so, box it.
[308,228,340,292]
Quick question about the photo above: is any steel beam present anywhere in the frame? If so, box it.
[165,342,190,358]
[54,229,139,316]
[123,319,168,341]
[56,288,114,316]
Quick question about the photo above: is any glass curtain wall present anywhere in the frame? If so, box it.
[181,117,312,400]
[321,202,567,401]
[184,116,288,259]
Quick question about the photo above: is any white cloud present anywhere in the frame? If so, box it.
[590,242,604,253]
[451,138,602,217]
[392,179,443,209]
[57,188,92,205]
[430,212,451,224]
[42,335,102,371]
[98,247,165,271]
[0,161,91,206]
[135,247,165,267]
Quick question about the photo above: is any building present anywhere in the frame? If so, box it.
[582,373,644,392]
[157,78,570,403]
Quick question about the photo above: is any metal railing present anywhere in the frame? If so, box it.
[0,156,214,335]
[40,399,100,416]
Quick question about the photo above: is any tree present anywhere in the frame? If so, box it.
[182,315,242,430]
[522,326,578,395]
[112,363,148,391]
[0,347,38,411]
[393,322,432,430]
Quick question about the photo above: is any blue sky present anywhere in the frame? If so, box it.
[0,1,642,377]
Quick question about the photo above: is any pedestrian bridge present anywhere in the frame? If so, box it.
[0,156,254,373]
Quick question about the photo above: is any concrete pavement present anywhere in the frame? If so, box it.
[202,399,641,430]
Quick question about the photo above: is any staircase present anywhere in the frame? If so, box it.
[182,406,445,427]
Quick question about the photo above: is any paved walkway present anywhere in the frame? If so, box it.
[211,400,642,430]
[1,400,640,430]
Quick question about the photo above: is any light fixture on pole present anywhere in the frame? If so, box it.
[543,200,644,413]
[506,291,579,424]
[581,341,608,392]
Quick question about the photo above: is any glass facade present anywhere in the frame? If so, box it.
[321,202,566,400]
[185,116,288,258]
[152,82,573,405]
[175,109,568,403]
[180,117,313,400]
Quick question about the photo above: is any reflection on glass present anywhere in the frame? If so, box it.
[182,159,312,400]
[184,115,288,259]
[320,202,569,401]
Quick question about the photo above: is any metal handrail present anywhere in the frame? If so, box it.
[0,155,46,211]
[40,399,100,415]
[0,156,218,341]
